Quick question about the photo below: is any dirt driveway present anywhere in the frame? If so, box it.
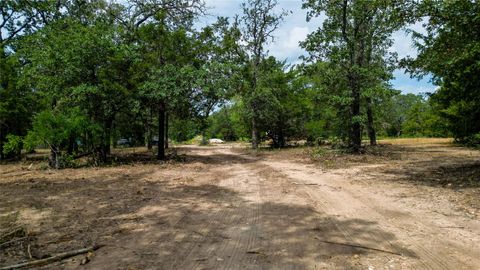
[1,140,479,269]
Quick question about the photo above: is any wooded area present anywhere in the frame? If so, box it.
[1,1,480,268]
[0,0,478,167]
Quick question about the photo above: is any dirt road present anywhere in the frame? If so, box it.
[1,141,479,269]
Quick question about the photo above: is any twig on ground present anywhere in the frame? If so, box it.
[27,244,32,259]
[292,182,319,186]
[314,237,402,256]
[246,248,263,254]
[439,226,465,229]
[0,244,104,270]
[0,227,25,243]
[0,237,28,249]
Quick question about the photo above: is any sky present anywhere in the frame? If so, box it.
[199,0,435,95]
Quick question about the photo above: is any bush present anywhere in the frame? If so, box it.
[2,134,23,158]
[465,133,480,146]
[58,154,77,168]
[305,120,327,145]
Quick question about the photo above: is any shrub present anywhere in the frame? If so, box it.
[2,134,23,158]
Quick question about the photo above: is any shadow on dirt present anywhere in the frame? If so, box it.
[380,160,480,194]
[374,145,480,190]
[1,166,414,269]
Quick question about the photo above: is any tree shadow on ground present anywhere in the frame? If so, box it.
[1,167,415,269]
[373,144,480,190]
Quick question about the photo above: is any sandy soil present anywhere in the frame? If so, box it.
[1,139,479,269]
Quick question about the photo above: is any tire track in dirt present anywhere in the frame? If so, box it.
[228,150,361,269]
[250,161,380,269]
[218,167,262,270]
[261,159,478,270]
[278,165,451,270]
[73,145,478,269]
[168,154,246,269]
[171,148,264,269]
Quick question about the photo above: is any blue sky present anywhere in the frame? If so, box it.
[200,0,435,95]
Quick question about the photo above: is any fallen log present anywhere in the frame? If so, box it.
[0,244,104,270]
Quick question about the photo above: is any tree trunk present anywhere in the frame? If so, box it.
[0,125,4,160]
[251,116,259,149]
[157,102,165,160]
[49,146,60,169]
[278,128,285,148]
[67,135,75,155]
[366,97,377,146]
[100,119,113,163]
[201,129,207,145]
[146,133,152,149]
[146,107,153,150]
[0,48,6,160]
[350,78,362,153]
[165,111,169,149]
[251,58,260,149]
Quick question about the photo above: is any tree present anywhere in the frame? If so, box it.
[135,15,196,159]
[189,19,242,144]
[25,109,91,168]
[250,58,312,148]
[239,0,288,149]
[0,50,38,159]
[125,0,205,159]
[404,0,480,144]
[0,0,52,159]
[19,4,133,163]
[302,0,415,152]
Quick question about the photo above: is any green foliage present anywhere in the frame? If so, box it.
[305,120,327,143]
[2,0,477,167]
[301,0,416,150]
[405,0,480,143]
[375,92,448,138]
[208,103,249,141]
[25,109,92,150]
[169,118,199,143]
[0,49,39,159]
[238,0,288,148]
[2,134,22,158]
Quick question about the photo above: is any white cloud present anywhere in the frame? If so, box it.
[198,1,433,94]
[284,26,309,49]
[390,19,428,59]
[203,0,239,10]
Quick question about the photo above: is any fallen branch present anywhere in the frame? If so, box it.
[246,248,263,254]
[27,245,32,260]
[439,226,464,229]
[0,244,104,270]
[314,237,401,256]
[292,182,319,186]
[0,237,28,249]
[0,227,25,243]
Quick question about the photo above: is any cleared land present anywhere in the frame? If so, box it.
[1,138,479,269]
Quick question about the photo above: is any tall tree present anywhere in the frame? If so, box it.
[127,0,204,160]
[239,0,288,149]
[302,0,414,151]
[135,16,197,160]
[20,1,133,165]
[0,0,45,159]
[404,0,480,143]
[190,19,241,144]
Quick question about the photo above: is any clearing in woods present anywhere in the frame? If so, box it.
[1,138,479,269]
